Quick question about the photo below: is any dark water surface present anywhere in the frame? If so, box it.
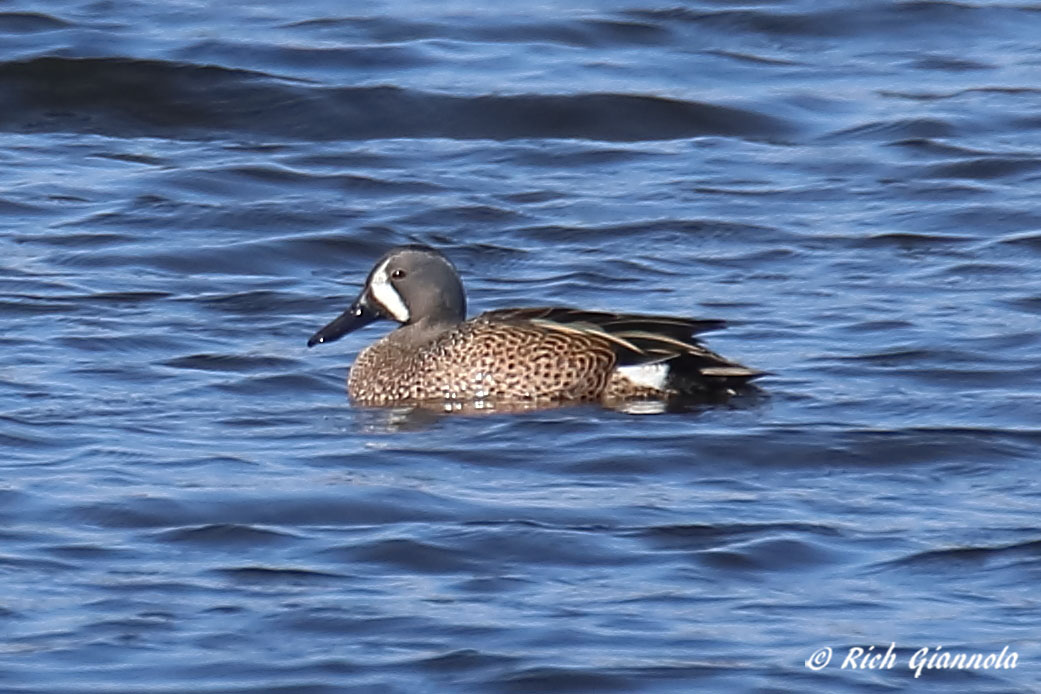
[2,1,1040,692]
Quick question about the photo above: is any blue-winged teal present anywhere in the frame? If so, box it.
[307,245,761,407]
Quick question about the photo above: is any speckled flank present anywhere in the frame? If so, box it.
[349,317,616,404]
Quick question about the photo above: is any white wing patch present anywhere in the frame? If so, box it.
[369,259,410,323]
[616,363,670,390]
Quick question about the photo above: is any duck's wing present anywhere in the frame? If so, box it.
[482,307,725,338]
[480,307,763,385]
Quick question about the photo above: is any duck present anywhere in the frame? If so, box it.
[307,245,761,407]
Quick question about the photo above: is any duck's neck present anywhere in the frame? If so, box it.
[385,317,459,349]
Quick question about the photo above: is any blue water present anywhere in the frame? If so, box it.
[2,1,1040,692]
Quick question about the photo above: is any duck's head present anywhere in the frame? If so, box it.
[307,245,466,347]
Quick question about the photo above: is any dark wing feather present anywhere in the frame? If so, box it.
[482,307,726,338]
[480,306,762,389]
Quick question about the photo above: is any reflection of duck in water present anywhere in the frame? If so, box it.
[308,245,761,409]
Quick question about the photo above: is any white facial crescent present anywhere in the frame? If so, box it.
[369,259,410,323]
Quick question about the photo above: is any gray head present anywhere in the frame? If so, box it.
[307,245,466,347]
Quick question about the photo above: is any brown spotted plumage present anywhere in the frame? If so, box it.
[308,246,761,408]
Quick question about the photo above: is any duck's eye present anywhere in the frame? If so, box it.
[391,269,407,280]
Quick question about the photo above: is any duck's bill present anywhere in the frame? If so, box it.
[307,296,379,347]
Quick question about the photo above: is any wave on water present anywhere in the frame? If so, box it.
[0,56,793,142]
